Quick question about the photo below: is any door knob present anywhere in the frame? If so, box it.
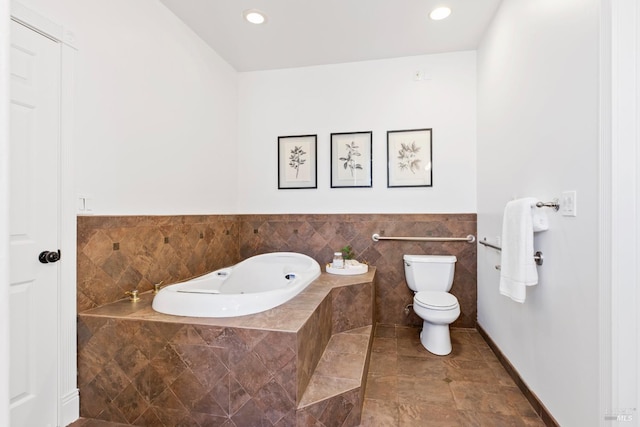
[39,250,61,264]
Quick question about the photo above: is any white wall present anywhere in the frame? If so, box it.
[11,2,476,217]
[605,0,640,418]
[16,0,239,215]
[477,0,600,425]
[0,0,11,424]
[237,52,477,214]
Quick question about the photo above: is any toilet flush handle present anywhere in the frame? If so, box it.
[404,260,411,267]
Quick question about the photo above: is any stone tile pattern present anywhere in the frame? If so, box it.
[298,327,373,427]
[77,215,240,312]
[331,282,374,334]
[295,281,375,425]
[78,213,476,327]
[78,316,300,426]
[72,325,546,427]
[296,296,333,404]
[361,325,546,426]
[238,214,477,327]
[77,273,375,426]
[68,419,131,427]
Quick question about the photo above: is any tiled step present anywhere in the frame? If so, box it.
[297,326,373,426]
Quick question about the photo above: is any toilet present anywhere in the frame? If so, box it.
[403,254,460,355]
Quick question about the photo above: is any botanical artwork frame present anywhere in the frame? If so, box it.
[278,134,317,189]
[330,131,373,188]
[387,128,433,188]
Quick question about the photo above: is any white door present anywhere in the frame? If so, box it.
[9,19,61,427]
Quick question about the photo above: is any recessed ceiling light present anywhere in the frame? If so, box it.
[243,9,267,25]
[429,7,451,21]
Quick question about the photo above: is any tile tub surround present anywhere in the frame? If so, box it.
[78,213,476,327]
[77,215,241,312]
[238,214,477,327]
[77,270,375,426]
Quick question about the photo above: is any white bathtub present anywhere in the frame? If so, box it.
[152,252,321,317]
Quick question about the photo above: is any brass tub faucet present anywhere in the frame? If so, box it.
[125,289,140,302]
[153,281,164,294]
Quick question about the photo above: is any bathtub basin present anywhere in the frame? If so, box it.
[152,252,321,317]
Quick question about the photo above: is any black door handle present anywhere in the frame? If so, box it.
[39,250,61,264]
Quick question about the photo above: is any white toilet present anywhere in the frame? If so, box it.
[403,254,460,356]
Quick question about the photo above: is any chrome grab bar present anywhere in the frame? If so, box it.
[478,240,501,251]
[478,238,544,266]
[371,233,475,243]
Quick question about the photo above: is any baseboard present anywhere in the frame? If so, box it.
[60,388,79,427]
[476,324,560,427]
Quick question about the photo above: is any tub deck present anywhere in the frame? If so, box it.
[78,269,375,426]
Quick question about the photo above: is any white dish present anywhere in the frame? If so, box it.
[326,261,368,275]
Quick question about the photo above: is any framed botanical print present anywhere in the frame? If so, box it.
[387,128,432,187]
[278,134,317,189]
[330,131,373,188]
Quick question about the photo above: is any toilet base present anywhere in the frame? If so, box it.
[419,321,452,356]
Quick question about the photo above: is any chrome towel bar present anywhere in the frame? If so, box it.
[535,199,560,211]
[479,238,544,266]
[372,233,475,243]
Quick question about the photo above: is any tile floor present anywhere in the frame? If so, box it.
[70,325,546,427]
[361,325,546,427]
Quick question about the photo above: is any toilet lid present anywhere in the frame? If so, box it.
[414,291,459,310]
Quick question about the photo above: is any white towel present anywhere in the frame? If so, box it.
[532,207,549,232]
[499,197,539,303]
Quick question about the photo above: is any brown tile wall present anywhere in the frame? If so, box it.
[296,296,333,403]
[77,215,240,312]
[77,213,476,327]
[77,316,300,425]
[298,388,362,426]
[331,282,375,333]
[238,214,477,328]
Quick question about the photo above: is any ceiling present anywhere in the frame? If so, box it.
[159,0,503,72]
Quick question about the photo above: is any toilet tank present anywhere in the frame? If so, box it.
[403,255,457,292]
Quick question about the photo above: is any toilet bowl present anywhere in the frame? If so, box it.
[412,291,460,355]
[403,255,460,356]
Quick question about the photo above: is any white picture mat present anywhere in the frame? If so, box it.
[331,132,372,187]
[387,129,432,187]
[278,135,317,189]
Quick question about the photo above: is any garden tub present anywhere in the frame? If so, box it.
[152,252,321,317]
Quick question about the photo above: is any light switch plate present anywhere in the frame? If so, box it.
[77,195,94,215]
[561,191,577,217]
